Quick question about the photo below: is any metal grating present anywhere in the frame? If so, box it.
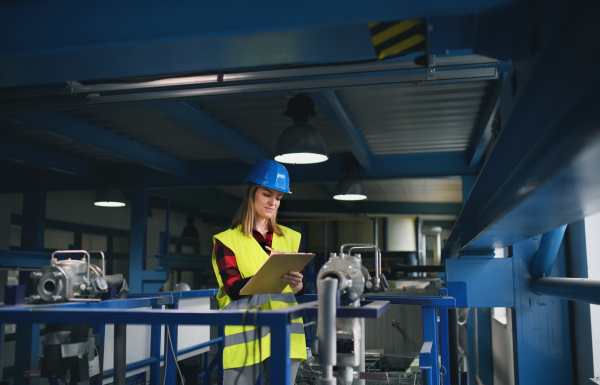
[0,116,126,164]
[195,93,348,157]
[64,104,238,162]
[341,81,492,155]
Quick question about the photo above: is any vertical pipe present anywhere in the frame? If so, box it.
[473,309,480,383]
[114,324,127,385]
[372,218,378,248]
[324,220,328,264]
[382,217,388,252]
[448,309,460,385]
[436,233,442,267]
[317,278,338,385]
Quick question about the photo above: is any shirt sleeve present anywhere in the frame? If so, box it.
[214,239,251,301]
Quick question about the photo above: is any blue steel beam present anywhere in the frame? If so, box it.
[0,137,97,178]
[0,152,479,193]
[464,78,502,168]
[0,1,512,88]
[443,1,600,255]
[311,91,372,171]
[144,101,271,165]
[279,201,462,216]
[5,111,192,178]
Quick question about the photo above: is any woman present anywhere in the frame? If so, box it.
[211,159,307,385]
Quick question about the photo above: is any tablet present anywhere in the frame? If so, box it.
[239,252,315,295]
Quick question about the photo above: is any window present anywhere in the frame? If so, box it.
[493,247,508,325]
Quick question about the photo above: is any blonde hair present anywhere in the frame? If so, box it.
[230,184,284,237]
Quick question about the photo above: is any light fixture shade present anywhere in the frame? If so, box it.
[333,177,367,201]
[94,188,126,207]
[275,123,328,164]
[181,215,200,239]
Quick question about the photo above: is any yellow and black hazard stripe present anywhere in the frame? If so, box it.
[369,19,426,60]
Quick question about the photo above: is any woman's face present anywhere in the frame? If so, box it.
[254,186,283,220]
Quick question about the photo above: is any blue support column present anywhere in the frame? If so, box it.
[511,237,573,384]
[532,225,568,277]
[91,324,106,385]
[21,192,46,251]
[129,189,148,294]
[439,307,450,385]
[15,192,45,385]
[460,176,476,205]
[422,307,440,385]
[269,319,291,385]
[150,305,162,385]
[164,300,179,385]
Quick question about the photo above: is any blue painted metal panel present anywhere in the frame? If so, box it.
[145,101,271,164]
[311,91,372,171]
[445,258,514,307]
[129,189,148,294]
[0,1,512,88]
[5,112,191,178]
[461,176,476,205]
[0,138,97,178]
[443,1,600,255]
[532,225,567,277]
[511,237,573,384]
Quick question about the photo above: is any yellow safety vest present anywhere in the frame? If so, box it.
[212,224,307,369]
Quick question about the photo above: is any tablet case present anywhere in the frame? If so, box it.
[239,252,315,295]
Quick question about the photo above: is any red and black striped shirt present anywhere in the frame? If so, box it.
[214,229,306,301]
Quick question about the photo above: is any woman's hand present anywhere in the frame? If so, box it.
[281,271,304,294]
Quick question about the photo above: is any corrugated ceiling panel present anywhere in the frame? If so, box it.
[363,178,462,202]
[195,93,348,157]
[341,81,491,155]
[65,105,238,162]
[0,116,126,163]
[217,178,462,203]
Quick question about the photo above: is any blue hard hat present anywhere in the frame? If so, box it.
[243,160,292,194]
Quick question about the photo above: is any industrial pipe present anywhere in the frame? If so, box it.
[114,324,127,385]
[317,277,338,385]
[531,278,600,305]
[532,225,567,277]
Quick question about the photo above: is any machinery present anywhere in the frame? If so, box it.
[316,243,389,385]
[27,250,128,303]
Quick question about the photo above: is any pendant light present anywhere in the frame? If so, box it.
[333,157,367,201]
[333,176,367,201]
[275,94,328,164]
[94,188,126,207]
